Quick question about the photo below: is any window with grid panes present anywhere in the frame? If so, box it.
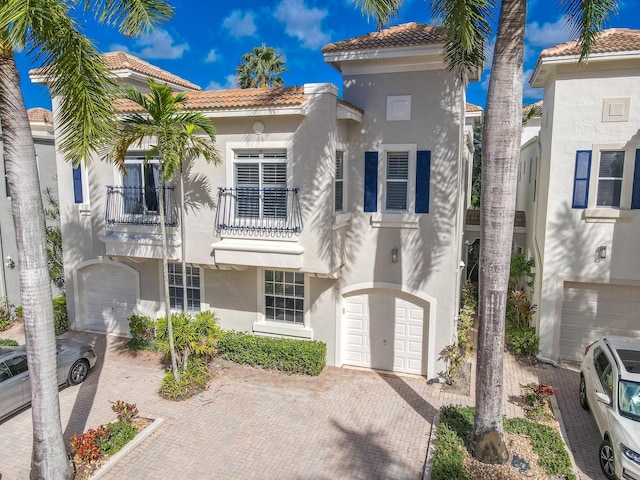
[597,151,624,207]
[386,151,409,211]
[264,270,304,324]
[335,151,344,212]
[234,150,287,218]
[168,263,201,311]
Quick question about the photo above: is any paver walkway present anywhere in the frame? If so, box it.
[1,324,601,479]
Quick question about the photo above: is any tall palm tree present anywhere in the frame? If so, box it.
[236,44,287,89]
[104,79,219,380]
[0,2,171,478]
[355,0,617,463]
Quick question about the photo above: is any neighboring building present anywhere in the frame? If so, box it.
[0,108,57,306]
[33,23,479,378]
[519,29,640,363]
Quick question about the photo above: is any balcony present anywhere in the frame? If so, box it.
[105,186,178,227]
[215,187,303,236]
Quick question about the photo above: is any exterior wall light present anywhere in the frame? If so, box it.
[595,244,607,262]
[391,248,398,263]
[4,256,15,269]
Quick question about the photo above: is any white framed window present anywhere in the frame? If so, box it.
[168,262,201,311]
[385,151,409,211]
[264,269,304,324]
[234,150,287,218]
[335,150,345,213]
[596,150,624,208]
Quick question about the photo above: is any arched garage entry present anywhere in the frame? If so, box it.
[74,258,139,335]
[340,283,435,377]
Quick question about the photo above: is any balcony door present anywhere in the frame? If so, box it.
[123,157,159,214]
[234,150,287,219]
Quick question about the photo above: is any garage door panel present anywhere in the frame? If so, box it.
[561,282,640,362]
[79,263,137,335]
[343,292,426,375]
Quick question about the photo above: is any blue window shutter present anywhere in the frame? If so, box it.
[72,165,83,204]
[364,151,378,212]
[415,150,431,213]
[572,150,591,209]
[632,149,640,209]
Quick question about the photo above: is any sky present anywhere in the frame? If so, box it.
[15,0,640,111]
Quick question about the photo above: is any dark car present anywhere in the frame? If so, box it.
[0,339,97,421]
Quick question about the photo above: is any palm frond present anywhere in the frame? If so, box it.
[560,0,618,61]
[83,0,174,37]
[354,0,402,28]
[431,0,495,77]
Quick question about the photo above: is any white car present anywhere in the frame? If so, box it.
[580,336,640,480]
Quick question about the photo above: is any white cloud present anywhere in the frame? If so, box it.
[205,49,219,63]
[222,10,257,38]
[523,68,543,101]
[274,0,330,49]
[526,18,572,48]
[110,30,188,59]
[206,74,238,91]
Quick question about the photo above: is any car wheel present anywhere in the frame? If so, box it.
[68,359,89,385]
[599,438,617,480]
[579,375,589,410]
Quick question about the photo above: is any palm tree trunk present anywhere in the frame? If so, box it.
[157,161,179,381]
[471,0,526,464]
[180,167,188,313]
[0,53,73,479]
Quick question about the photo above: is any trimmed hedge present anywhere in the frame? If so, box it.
[217,331,326,376]
[53,296,69,336]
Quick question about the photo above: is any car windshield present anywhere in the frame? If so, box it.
[619,380,640,421]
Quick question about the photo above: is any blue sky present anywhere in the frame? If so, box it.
[16,0,640,111]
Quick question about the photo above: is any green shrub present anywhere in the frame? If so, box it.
[95,420,136,456]
[440,282,476,384]
[0,297,15,331]
[431,406,474,480]
[126,315,158,351]
[506,324,539,357]
[217,331,327,376]
[14,305,22,320]
[504,417,575,479]
[159,357,211,400]
[0,338,19,346]
[157,311,221,372]
[53,296,69,335]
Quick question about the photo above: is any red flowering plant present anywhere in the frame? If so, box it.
[522,383,557,421]
[70,425,112,463]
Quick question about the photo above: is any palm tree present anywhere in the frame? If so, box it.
[236,44,287,89]
[355,0,617,463]
[104,79,219,380]
[0,2,171,478]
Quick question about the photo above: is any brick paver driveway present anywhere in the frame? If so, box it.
[2,331,446,480]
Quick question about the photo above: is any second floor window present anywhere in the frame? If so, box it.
[234,150,287,218]
[335,151,344,212]
[386,151,409,211]
[597,151,624,207]
[123,156,159,214]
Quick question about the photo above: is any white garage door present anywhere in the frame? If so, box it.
[561,282,640,362]
[343,292,425,375]
[78,263,137,335]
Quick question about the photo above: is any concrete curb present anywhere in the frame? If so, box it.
[549,396,580,479]
[422,410,440,480]
[90,417,164,480]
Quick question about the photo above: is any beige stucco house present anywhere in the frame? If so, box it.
[518,29,640,363]
[34,23,479,378]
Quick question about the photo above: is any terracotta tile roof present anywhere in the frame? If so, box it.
[30,51,200,91]
[540,28,640,58]
[466,209,526,228]
[466,103,483,113]
[115,86,307,113]
[338,99,364,114]
[322,22,447,53]
[27,108,53,124]
[523,100,543,116]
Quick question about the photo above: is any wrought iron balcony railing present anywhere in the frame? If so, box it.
[105,186,178,227]
[216,187,303,235]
